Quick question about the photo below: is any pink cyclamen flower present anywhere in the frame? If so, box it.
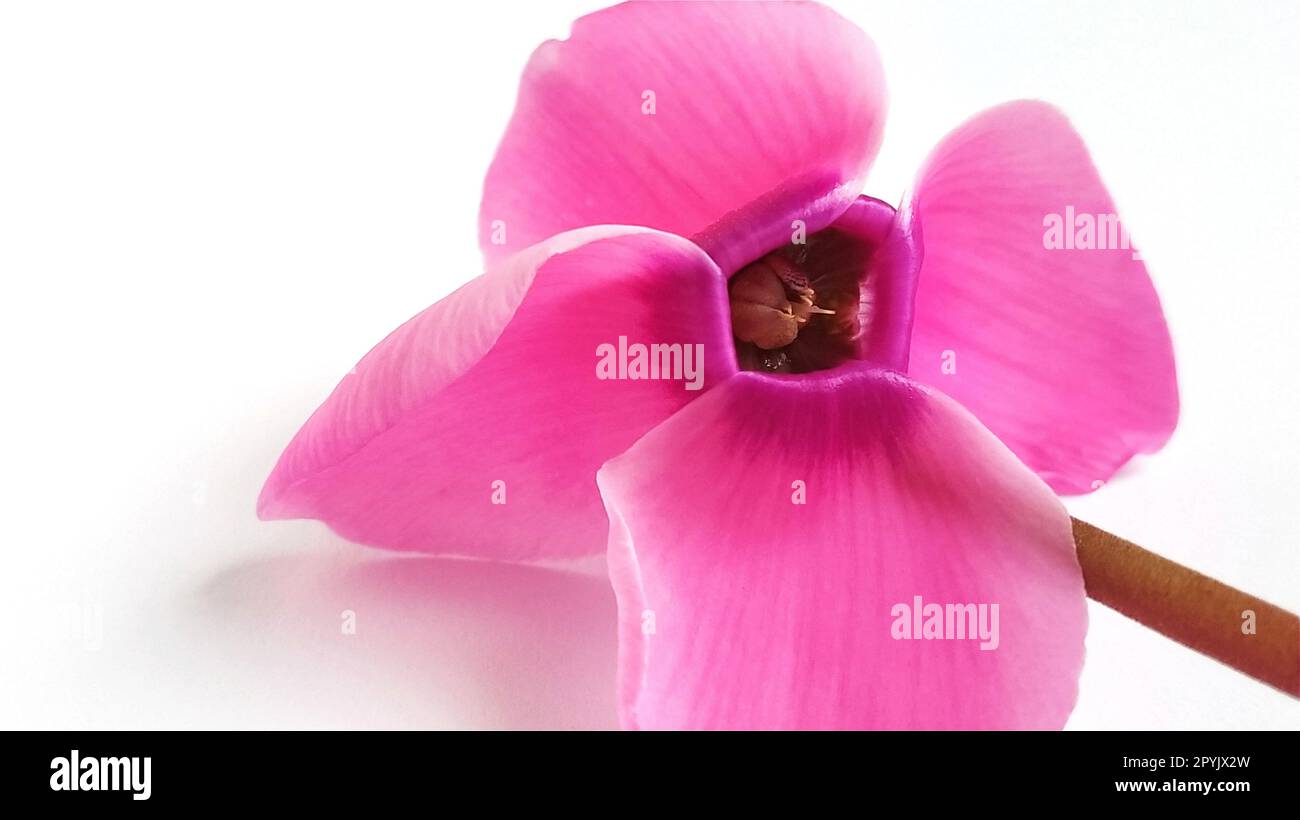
[259,1,1178,729]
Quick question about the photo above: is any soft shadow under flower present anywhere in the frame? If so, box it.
[196,549,618,729]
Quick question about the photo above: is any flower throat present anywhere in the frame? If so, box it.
[727,228,868,374]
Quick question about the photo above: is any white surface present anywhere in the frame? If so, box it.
[2,0,1297,729]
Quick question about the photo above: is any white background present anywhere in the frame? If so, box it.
[2,0,1297,729]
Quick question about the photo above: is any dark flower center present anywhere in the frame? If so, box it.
[728,228,869,373]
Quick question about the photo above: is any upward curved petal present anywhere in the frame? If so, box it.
[905,101,1178,494]
[479,0,887,275]
[260,227,736,560]
[598,366,1087,730]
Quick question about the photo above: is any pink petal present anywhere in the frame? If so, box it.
[834,195,923,371]
[599,367,1086,730]
[260,227,736,560]
[479,1,887,276]
[905,101,1178,494]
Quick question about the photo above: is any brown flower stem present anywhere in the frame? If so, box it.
[1071,517,1299,698]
